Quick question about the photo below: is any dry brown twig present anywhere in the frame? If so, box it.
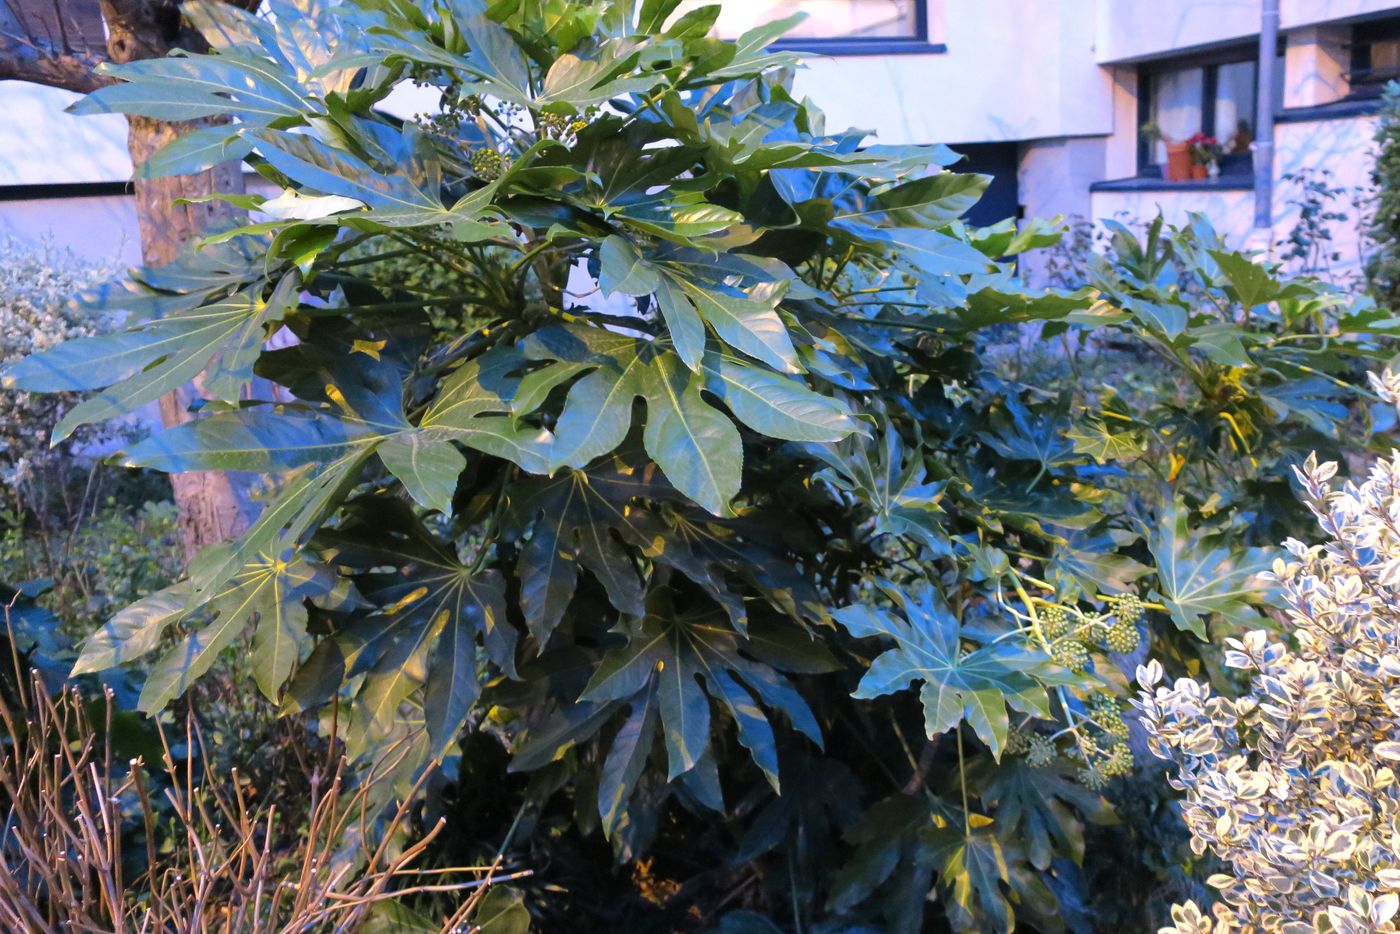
[0,608,527,932]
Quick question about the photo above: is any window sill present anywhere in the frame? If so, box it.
[1275,98,1383,123]
[772,39,947,56]
[1090,175,1254,193]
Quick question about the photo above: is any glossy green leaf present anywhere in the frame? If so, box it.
[835,585,1054,757]
[598,235,662,297]
[642,353,743,516]
[378,433,466,515]
[675,277,799,374]
[701,353,857,442]
[1148,503,1273,639]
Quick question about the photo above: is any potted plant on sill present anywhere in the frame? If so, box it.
[1145,121,1192,182]
[1187,132,1222,180]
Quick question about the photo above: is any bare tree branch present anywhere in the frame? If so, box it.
[0,0,110,91]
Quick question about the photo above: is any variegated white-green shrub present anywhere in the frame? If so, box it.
[0,237,119,481]
[1138,409,1400,933]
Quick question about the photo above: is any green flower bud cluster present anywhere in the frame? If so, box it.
[536,107,596,143]
[1041,603,1070,640]
[1076,741,1132,789]
[1114,592,1144,624]
[471,147,507,181]
[1051,636,1089,672]
[1103,619,1140,654]
[1089,693,1131,739]
[1026,733,1057,767]
[1099,594,1143,653]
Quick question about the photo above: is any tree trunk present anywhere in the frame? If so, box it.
[124,116,258,559]
[102,0,262,559]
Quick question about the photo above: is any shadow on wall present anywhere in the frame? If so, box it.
[1273,116,1378,280]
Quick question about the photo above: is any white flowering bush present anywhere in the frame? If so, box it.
[0,237,119,479]
[1137,431,1400,932]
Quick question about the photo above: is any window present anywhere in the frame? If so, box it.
[1349,18,1400,98]
[671,0,942,55]
[1137,48,1262,177]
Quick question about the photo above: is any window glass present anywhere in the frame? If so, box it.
[1350,20,1400,96]
[1215,60,1256,154]
[673,0,919,41]
[1141,56,1259,168]
[1148,67,1203,163]
[1371,38,1400,76]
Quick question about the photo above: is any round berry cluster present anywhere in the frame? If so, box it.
[1026,733,1056,767]
[1041,603,1070,640]
[1050,636,1090,672]
[536,108,594,142]
[1102,594,1143,654]
[1078,742,1134,789]
[1088,693,1130,739]
[470,147,507,181]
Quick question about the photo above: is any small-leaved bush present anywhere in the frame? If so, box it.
[1139,389,1400,932]
[0,237,121,477]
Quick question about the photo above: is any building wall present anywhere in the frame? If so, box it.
[1272,115,1378,277]
[790,0,1112,145]
[1095,0,1400,64]
[0,84,131,186]
[0,194,143,266]
[1088,115,1378,278]
[1090,189,1256,245]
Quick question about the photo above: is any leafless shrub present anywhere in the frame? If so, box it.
[0,642,527,932]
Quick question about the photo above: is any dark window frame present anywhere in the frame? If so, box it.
[1135,43,1263,179]
[770,1,945,56]
[1347,18,1400,99]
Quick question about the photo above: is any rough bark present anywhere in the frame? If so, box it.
[103,0,259,559]
[127,118,258,558]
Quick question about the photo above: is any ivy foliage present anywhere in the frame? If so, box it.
[4,0,1394,928]
[1370,81,1400,308]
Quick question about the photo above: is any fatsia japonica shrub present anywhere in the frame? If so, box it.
[3,0,1395,929]
[1139,434,1400,933]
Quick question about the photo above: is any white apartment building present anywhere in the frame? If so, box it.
[1,0,1397,279]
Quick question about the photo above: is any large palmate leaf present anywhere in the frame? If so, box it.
[133,550,344,711]
[924,815,1013,933]
[307,500,514,759]
[805,428,948,554]
[971,757,1116,870]
[1148,503,1273,638]
[595,237,802,372]
[978,396,1079,473]
[578,594,821,790]
[522,323,744,514]
[3,274,300,441]
[834,585,1057,757]
[1046,530,1151,600]
[71,54,308,122]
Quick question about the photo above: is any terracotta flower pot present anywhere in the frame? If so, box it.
[1191,162,1207,179]
[1164,141,1192,181]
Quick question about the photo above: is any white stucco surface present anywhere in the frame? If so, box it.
[791,0,1113,145]
[0,194,142,266]
[1271,115,1379,277]
[1096,0,1400,64]
[0,84,132,186]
